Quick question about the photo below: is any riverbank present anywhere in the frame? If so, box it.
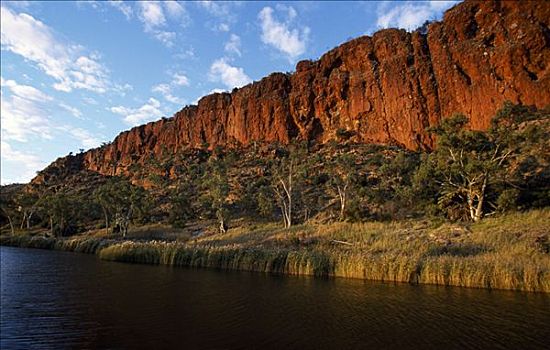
[1,210,549,292]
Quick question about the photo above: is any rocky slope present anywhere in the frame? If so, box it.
[36,0,550,181]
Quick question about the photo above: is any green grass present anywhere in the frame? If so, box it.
[2,210,549,292]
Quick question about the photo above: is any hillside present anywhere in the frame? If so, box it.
[29,0,550,184]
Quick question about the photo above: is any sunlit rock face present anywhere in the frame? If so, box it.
[52,0,549,179]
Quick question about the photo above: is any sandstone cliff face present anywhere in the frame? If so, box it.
[78,0,549,177]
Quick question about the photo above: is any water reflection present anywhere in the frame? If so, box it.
[1,247,549,349]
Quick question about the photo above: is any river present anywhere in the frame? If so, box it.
[1,246,549,349]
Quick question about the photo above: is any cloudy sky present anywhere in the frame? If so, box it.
[0,1,457,184]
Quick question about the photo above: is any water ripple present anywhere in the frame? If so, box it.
[1,247,549,350]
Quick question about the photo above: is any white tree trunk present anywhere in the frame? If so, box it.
[337,184,347,221]
[20,212,27,230]
[219,218,227,233]
[7,215,14,235]
[26,211,33,229]
[273,160,294,228]
[467,176,487,222]
[473,176,487,222]
[102,207,109,234]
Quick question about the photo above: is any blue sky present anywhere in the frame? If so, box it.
[0,1,457,184]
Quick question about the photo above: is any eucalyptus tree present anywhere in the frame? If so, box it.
[327,152,358,221]
[421,102,548,221]
[94,177,149,237]
[272,142,309,228]
[37,192,70,237]
[203,154,231,233]
[16,191,40,230]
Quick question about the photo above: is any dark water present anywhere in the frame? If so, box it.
[1,247,549,350]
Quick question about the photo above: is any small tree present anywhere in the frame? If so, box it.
[272,143,308,228]
[490,102,549,210]
[427,115,496,221]
[273,157,294,228]
[255,184,275,218]
[168,184,192,228]
[327,153,358,221]
[38,192,70,237]
[372,151,420,219]
[95,182,114,234]
[129,185,150,226]
[204,155,231,233]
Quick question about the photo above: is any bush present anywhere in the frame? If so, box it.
[496,189,520,213]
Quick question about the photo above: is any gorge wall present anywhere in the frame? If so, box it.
[49,0,550,178]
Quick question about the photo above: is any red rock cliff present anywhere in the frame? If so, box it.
[81,0,549,177]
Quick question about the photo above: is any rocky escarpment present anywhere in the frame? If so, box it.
[37,0,550,180]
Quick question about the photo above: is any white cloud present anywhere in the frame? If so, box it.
[218,23,230,32]
[164,0,186,19]
[208,88,227,94]
[172,73,190,86]
[58,125,101,149]
[153,30,177,47]
[113,82,133,96]
[376,1,457,31]
[209,58,251,89]
[192,88,227,105]
[59,102,83,119]
[1,77,52,102]
[87,1,189,46]
[152,83,171,95]
[110,98,165,126]
[197,1,236,20]
[0,76,103,182]
[1,7,111,93]
[197,1,230,17]
[1,94,53,142]
[1,78,53,142]
[108,0,133,19]
[196,1,239,32]
[276,4,297,20]
[258,6,309,60]
[83,96,98,105]
[151,72,189,105]
[163,94,185,105]
[174,47,196,60]
[224,34,242,57]
[152,83,185,105]
[138,1,166,30]
[1,141,46,184]
[1,78,100,152]
[137,1,189,47]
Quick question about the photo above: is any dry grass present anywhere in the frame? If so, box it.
[88,223,191,242]
[98,209,550,292]
[0,234,114,254]
[2,210,549,292]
